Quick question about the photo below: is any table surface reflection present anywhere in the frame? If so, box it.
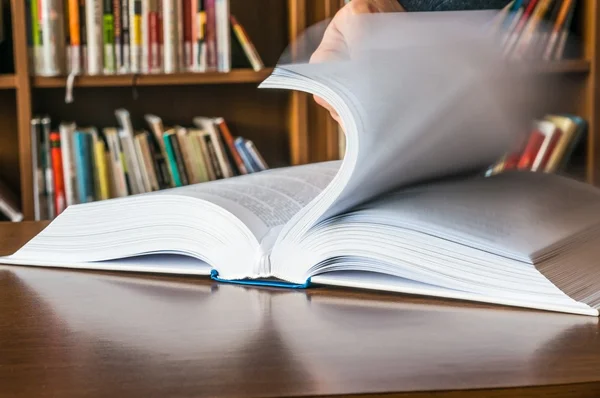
[1,222,600,398]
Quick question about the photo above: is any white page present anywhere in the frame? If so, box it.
[347,171,600,261]
[261,11,548,245]
[156,161,340,241]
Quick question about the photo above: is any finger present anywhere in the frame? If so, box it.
[309,19,348,63]
[314,95,341,124]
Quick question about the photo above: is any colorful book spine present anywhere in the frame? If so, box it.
[31,0,43,75]
[554,2,577,60]
[148,0,161,73]
[93,131,111,200]
[230,15,264,71]
[245,140,268,171]
[543,0,575,60]
[234,137,257,173]
[163,131,183,186]
[517,129,547,170]
[68,0,81,73]
[85,0,104,75]
[59,122,79,206]
[170,132,189,186]
[49,132,66,215]
[130,0,142,73]
[195,0,207,72]
[113,0,122,73]
[74,131,95,203]
[103,0,115,74]
[215,117,247,174]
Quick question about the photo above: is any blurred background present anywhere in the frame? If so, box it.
[0,0,597,222]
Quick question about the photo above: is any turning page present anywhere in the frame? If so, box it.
[261,11,547,250]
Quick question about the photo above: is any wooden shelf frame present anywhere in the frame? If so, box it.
[33,68,274,88]
[0,75,17,89]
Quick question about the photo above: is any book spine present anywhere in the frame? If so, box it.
[103,0,116,74]
[144,114,172,187]
[49,132,66,215]
[157,0,164,72]
[543,0,575,61]
[503,0,539,56]
[25,0,34,73]
[74,131,95,203]
[245,140,268,171]
[86,0,104,75]
[68,0,81,74]
[190,0,198,71]
[130,0,142,73]
[59,122,79,206]
[197,133,216,180]
[139,133,160,190]
[40,0,67,76]
[512,0,552,60]
[169,132,189,185]
[183,0,192,71]
[553,3,576,60]
[94,135,111,200]
[31,0,43,75]
[163,133,183,186]
[230,15,263,71]
[176,130,197,183]
[162,0,178,73]
[79,0,88,73]
[204,0,216,70]
[104,129,129,196]
[517,130,545,170]
[41,117,55,219]
[234,137,256,173]
[121,0,130,73]
[203,133,223,179]
[113,0,122,73]
[141,0,150,73]
[133,135,153,192]
[30,118,45,220]
[115,109,146,194]
[149,2,160,73]
[215,117,247,174]
[176,0,185,71]
[196,0,206,72]
[214,0,229,72]
[189,131,210,182]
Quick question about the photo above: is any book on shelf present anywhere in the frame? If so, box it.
[28,110,268,220]
[497,0,579,60]
[486,114,586,176]
[27,0,265,77]
[0,179,23,222]
[5,11,600,317]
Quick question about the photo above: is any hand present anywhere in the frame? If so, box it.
[310,0,405,125]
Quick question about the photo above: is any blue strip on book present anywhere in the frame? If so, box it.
[210,269,312,289]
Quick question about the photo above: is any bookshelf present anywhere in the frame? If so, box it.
[0,0,599,221]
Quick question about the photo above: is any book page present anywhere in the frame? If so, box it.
[159,161,340,241]
[261,11,550,236]
[348,171,600,261]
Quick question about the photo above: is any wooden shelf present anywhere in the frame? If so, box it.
[32,68,274,88]
[0,75,17,89]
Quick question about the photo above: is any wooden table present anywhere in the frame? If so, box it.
[1,222,600,398]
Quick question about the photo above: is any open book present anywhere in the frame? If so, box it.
[3,12,600,316]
